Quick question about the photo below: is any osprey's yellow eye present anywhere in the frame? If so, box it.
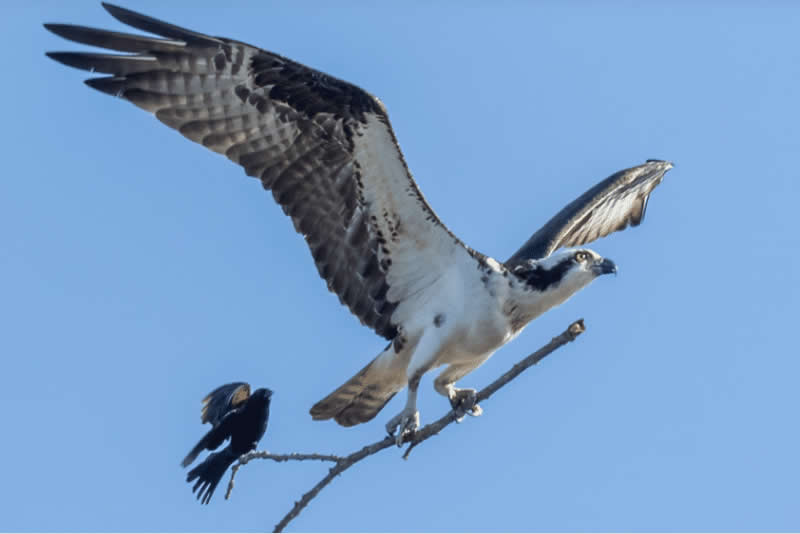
[575,251,588,262]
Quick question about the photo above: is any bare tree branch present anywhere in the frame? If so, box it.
[224,452,343,501]
[225,318,586,532]
[272,436,398,532]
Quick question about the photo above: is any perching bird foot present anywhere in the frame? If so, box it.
[449,388,482,422]
[385,408,420,447]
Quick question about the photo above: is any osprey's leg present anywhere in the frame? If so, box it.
[384,376,422,447]
[385,328,440,446]
[434,362,486,422]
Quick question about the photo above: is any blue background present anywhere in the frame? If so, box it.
[4,1,799,531]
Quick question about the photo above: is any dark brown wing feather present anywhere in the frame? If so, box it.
[506,160,673,265]
[45,4,402,338]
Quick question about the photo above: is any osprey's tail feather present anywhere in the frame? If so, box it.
[310,345,405,427]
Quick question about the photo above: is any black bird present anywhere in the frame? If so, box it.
[182,382,272,504]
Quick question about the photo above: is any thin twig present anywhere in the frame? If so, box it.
[238,451,345,465]
[224,452,343,500]
[225,319,586,532]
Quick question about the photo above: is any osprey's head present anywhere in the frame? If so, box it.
[512,248,617,294]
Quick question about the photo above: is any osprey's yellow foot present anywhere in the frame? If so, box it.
[386,408,419,447]
[449,388,482,422]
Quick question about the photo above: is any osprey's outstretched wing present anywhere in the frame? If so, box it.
[46,4,480,341]
[506,160,673,265]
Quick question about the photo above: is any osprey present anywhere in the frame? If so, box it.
[45,4,673,444]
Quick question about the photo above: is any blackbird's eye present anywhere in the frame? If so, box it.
[574,251,589,262]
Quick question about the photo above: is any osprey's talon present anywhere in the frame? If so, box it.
[385,414,399,437]
[385,409,419,447]
[450,388,482,422]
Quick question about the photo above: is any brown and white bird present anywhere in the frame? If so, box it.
[45,4,672,445]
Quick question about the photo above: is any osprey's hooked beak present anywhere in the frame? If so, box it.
[592,257,618,276]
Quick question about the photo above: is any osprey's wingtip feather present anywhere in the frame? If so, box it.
[100,2,221,46]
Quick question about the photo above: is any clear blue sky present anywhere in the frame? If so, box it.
[3,1,799,531]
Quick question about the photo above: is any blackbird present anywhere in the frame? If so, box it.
[182,382,272,504]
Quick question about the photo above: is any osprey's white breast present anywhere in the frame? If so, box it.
[394,255,520,370]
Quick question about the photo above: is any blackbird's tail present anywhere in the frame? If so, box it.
[186,447,238,504]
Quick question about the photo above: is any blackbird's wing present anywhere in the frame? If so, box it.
[182,382,249,467]
[200,382,250,426]
[181,406,243,467]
